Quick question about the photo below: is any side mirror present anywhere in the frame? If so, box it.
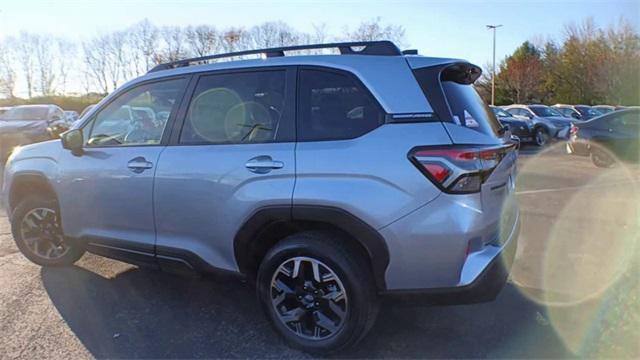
[571,112,581,119]
[61,129,84,155]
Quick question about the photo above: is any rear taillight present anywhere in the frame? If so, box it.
[570,123,579,136]
[409,145,515,194]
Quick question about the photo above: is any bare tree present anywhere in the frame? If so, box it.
[15,32,37,98]
[157,26,189,63]
[250,21,300,49]
[131,19,159,71]
[33,35,57,96]
[220,27,249,53]
[56,39,76,95]
[82,36,110,93]
[0,39,17,98]
[105,31,129,90]
[186,25,219,57]
[345,17,407,47]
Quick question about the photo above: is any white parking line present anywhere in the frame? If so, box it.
[516,180,638,195]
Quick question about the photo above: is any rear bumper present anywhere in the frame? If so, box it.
[381,210,519,305]
[566,140,590,156]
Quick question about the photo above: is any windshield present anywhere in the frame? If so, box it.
[530,106,563,117]
[492,107,512,118]
[1,107,48,121]
[576,106,602,117]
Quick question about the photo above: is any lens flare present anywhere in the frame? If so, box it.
[510,142,639,356]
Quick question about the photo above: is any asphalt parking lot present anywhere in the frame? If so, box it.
[0,143,638,359]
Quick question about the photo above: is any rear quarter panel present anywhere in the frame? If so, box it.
[293,122,452,229]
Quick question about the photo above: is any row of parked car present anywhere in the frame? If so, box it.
[491,103,633,146]
[491,103,638,168]
[0,104,94,162]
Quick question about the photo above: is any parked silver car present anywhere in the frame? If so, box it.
[503,104,574,146]
[2,41,520,354]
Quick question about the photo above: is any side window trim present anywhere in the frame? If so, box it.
[82,75,190,148]
[169,66,296,146]
[296,65,387,142]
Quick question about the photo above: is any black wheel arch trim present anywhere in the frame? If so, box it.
[7,172,58,217]
[234,205,390,290]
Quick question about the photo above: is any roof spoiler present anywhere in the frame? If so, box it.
[441,63,482,85]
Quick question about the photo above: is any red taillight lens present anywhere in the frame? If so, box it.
[423,163,450,183]
[409,144,515,194]
[570,124,579,135]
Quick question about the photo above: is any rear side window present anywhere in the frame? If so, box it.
[441,82,501,136]
[180,70,290,144]
[298,69,385,141]
[413,66,502,137]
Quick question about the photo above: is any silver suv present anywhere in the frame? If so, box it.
[1,41,520,354]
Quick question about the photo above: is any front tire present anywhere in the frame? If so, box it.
[11,196,85,266]
[534,127,549,147]
[257,231,379,354]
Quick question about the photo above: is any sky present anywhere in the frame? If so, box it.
[0,0,639,95]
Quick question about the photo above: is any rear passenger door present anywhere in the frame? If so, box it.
[293,67,413,227]
[153,68,296,272]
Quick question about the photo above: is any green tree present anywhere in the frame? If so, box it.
[495,41,544,104]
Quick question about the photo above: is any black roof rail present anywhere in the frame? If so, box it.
[148,40,402,73]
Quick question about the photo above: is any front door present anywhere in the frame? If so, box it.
[57,77,188,256]
[154,68,296,272]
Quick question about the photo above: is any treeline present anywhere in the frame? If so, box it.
[477,19,640,106]
[0,17,405,98]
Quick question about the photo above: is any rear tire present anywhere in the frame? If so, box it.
[257,231,379,354]
[591,147,615,168]
[11,196,85,266]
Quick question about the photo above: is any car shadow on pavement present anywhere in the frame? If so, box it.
[41,265,571,359]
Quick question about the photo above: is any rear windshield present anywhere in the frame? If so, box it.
[441,81,502,137]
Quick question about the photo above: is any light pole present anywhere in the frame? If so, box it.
[486,24,503,106]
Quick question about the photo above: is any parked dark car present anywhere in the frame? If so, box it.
[0,104,69,162]
[553,104,602,120]
[490,106,534,143]
[592,105,617,115]
[566,108,639,167]
[503,104,574,146]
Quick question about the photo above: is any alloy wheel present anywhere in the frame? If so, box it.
[535,128,548,146]
[270,256,348,340]
[20,208,70,260]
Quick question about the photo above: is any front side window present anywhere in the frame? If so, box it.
[298,69,385,141]
[86,78,186,146]
[180,70,288,144]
